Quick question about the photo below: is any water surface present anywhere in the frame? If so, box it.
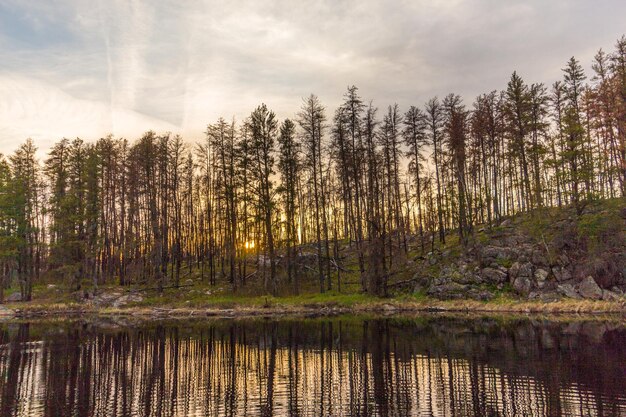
[0,315,624,416]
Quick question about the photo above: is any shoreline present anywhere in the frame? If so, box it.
[3,297,625,320]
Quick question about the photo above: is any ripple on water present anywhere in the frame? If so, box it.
[0,317,624,417]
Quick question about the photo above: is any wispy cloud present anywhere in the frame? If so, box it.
[0,0,625,154]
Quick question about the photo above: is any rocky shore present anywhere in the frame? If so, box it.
[412,204,626,303]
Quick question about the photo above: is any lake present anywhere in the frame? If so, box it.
[0,315,624,416]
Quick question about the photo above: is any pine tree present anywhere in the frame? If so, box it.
[277,119,300,291]
[249,104,278,294]
[9,139,43,301]
[425,97,446,243]
[297,95,330,292]
[403,105,427,250]
[562,57,588,206]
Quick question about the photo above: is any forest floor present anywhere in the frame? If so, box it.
[1,197,625,319]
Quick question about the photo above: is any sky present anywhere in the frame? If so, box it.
[0,0,625,155]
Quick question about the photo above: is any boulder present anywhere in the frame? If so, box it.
[508,262,521,279]
[512,275,532,295]
[481,267,508,284]
[467,289,494,301]
[534,269,549,289]
[499,218,512,227]
[601,290,621,302]
[557,254,570,267]
[90,292,121,306]
[111,293,144,308]
[6,292,22,302]
[557,284,580,299]
[480,245,513,265]
[577,276,603,300]
[456,272,482,285]
[447,269,464,283]
[531,250,549,267]
[427,282,469,300]
[552,266,572,282]
[518,262,534,278]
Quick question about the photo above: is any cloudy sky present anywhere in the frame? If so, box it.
[0,0,624,154]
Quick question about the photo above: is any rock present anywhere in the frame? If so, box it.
[184,279,194,286]
[512,275,533,295]
[577,276,603,300]
[454,271,481,285]
[552,266,572,282]
[381,304,398,312]
[47,284,57,289]
[518,262,534,278]
[448,269,464,282]
[557,254,570,267]
[601,290,621,301]
[499,219,512,227]
[6,292,22,302]
[557,284,580,299]
[534,269,549,288]
[481,267,508,284]
[90,292,121,306]
[481,246,508,259]
[480,245,513,266]
[508,262,521,279]
[531,251,549,267]
[112,293,144,308]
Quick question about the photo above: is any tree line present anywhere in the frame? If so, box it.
[1,36,625,300]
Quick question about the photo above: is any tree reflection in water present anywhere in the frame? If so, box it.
[0,316,624,416]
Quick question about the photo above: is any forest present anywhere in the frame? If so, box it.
[0,36,624,301]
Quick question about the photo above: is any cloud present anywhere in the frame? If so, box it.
[0,74,177,154]
[0,0,625,154]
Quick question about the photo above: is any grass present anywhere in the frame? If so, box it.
[135,289,377,310]
[5,282,624,318]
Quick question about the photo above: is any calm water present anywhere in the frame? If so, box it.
[0,316,624,417]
